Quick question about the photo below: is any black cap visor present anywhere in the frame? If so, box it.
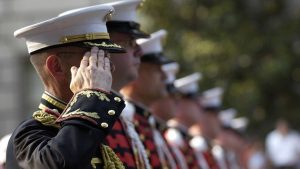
[141,53,174,65]
[107,21,150,39]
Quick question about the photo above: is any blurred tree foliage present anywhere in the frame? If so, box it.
[139,0,300,137]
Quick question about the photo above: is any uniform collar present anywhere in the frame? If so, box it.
[38,91,67,114]
[122,97,152,119]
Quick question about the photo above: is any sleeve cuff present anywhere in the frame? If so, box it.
[56,89,125,133]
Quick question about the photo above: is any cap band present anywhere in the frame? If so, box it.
[60,32,110,44]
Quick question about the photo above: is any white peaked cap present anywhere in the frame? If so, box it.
[0,134,11,164]
[231,117,249,131]
[162,62,180,84]
[219,108,237,126]
[106,0,143,22]
[137,29,167,54]
[201,87,224,108]
[15,4,120,54]
[174,73,202,94]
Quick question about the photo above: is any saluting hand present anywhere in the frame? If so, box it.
[70,47,112,93]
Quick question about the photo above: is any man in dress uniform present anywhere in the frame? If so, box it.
[150,61,180,122]
[200,87,224,141]
[6,5,127,169]
[215,108,246,169]
[120,30,180,169]
[196,87,225,169]
[164,72,211,169]
[58,1,152,169]
[217,117,249,169]
[176,85,223,169]
[214,109,237,169]
[102,1,152,168]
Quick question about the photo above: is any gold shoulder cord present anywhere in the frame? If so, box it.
[33,110,60,128]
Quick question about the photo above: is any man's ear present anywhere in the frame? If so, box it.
[46,55,64,78]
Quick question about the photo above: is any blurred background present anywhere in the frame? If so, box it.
[139,0,300,138]
[1,0,300,140]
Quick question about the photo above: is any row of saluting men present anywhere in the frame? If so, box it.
[1,0,248,169]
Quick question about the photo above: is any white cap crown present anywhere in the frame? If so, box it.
[137,29,167,55]
[231,117,249,131]
[106,0,142,22]
[15,4,115,54]
[201,87,224,108]
[174,72,202,94]
[219,108,237,126]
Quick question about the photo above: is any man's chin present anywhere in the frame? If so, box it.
[126,72,139,84]
[130,76,139,83]
[160,90,169,98]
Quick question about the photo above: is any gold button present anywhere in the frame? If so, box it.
[101,122,109,128]
[114,97,121,102]
[108,110,115,116]
[140,134,145,141]
[146,150,151,157]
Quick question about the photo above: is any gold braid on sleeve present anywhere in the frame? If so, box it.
[101,144,125,169]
